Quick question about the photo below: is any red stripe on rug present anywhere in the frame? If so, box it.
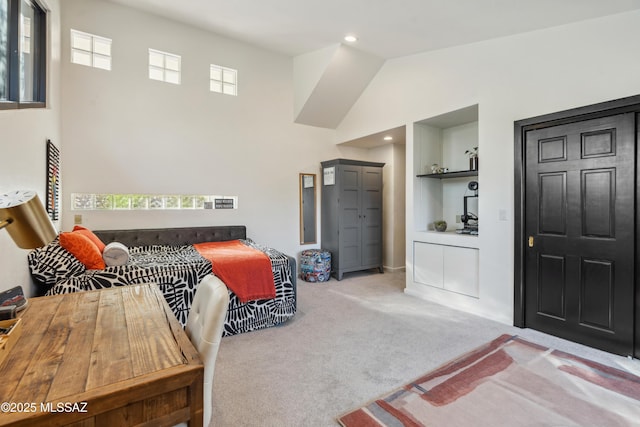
[419,348,514,406]
[558,363,640,401]
[338,408,382,427]
[553,349,640,383]
[405,334,513,392]
[513,335,549,351]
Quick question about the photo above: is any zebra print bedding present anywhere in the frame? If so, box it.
[27,238,296,336]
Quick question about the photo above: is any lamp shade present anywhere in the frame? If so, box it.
[0,190,57,249]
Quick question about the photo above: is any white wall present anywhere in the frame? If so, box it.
[59,0,367,261]
[337,11,640,324]
[0,0,61,296]
[391,144,406,269]
[368,143,406,270]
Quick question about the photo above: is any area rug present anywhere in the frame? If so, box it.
[339,334,640,426]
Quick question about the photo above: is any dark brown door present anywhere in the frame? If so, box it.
[524,113,635,356]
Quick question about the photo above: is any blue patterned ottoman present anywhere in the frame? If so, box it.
[300,249,331,282]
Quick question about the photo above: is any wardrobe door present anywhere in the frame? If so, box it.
[361,166,383,267]
[338,165,362,271]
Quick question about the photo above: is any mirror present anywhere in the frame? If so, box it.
[299,173,317,244]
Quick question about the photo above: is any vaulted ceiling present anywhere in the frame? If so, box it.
[107,0,640,133]
[109,0,640,59]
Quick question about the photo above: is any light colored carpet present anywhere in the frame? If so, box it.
[211,270,639,427]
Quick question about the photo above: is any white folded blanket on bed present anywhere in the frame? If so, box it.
[103,242,130,267]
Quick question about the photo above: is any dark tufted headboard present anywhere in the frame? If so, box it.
[94,225,247,247]
[93,225,296,291]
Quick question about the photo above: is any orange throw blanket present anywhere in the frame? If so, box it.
[194,240,276,303]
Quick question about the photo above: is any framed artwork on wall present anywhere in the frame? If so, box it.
[46,139,60,221]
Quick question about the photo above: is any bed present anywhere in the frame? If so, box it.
[27,225,297,336]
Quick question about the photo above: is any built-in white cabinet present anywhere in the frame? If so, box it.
[413,242,478,298]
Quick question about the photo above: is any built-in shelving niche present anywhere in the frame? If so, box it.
[413,104,479,234]
[411,104,480,299]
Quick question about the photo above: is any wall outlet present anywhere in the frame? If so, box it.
[74,214,82,224]
[456,215,462,224]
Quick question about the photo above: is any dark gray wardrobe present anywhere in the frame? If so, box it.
[321,159,384,280]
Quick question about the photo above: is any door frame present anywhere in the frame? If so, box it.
[514,94,640,358]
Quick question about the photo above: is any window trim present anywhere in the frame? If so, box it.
[148,48,181,85]
[70,28,112,71]
[209,63,237,96]
[0,0,47,110]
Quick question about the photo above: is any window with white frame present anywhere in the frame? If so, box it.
[210,64,237,96]
[149,49,180,84]
[70,29,112,71]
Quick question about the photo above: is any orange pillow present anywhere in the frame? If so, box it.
[73,225,106,252]
[59,232,106,270]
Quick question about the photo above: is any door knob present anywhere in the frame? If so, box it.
[528,236,534,248]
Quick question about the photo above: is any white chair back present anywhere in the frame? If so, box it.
[185,274,229,427]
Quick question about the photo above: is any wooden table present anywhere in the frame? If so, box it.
[0,284,203,427]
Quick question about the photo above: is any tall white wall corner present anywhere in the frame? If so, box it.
[293,44,385,129]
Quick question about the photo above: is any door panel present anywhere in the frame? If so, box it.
[582,169,614,237]
[361,166,382,266]
[538,173,567,235]
[339,167,362,269]
[537,253,566,319]
[525,113,635,356]
[580,258,613,331]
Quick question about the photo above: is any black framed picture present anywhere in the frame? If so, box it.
[46,139,60,221]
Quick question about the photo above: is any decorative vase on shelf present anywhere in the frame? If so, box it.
[465,146,478,171]
[470,156,478,171]
[434,220,447,232]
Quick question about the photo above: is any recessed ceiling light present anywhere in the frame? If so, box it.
[344,34,358,43]
[384,136,393,141]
